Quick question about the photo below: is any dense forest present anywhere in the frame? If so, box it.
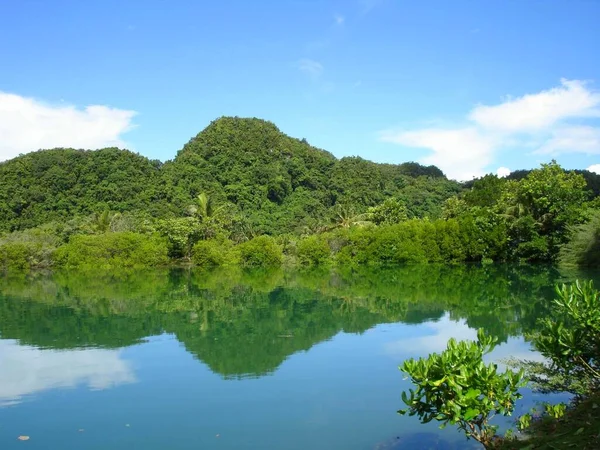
[1,116,600,271]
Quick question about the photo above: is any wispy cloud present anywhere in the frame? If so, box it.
[381,79,600,180]
[0,92,136,162]
[535,125,600,156]
[297,58,324,80]
[359,0,384,14]
[334,14,345,25]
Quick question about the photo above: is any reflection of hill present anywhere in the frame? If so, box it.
[0,298,162,349]
[0,265,575,378]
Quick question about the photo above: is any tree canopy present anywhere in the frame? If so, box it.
[0,117,458,235]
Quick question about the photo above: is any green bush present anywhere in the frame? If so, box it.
[559,211,600,268]
[399,329,527,448]
[297,235,330,266]
[333,220,475,266]
[0,227,62,271]
[236,235,283,267]
[54,232,169,268]
[0,242,31,271]
[530,280,600,394]
[192,240,229,268]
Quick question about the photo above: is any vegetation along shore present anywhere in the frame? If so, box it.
[2,116,600,272]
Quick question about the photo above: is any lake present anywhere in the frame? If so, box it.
[0,264,590,449]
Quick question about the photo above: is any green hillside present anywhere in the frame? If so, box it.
[0,116,459,234]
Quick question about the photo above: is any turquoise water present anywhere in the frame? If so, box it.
[0,265,588,449]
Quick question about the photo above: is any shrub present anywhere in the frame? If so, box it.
[0,227,62,270]
[559,211,600,268]
[530,280,600,394]
[0,242,31,271]
[236,235,283,267]
[399,329,526,448]
[366,197,408,225]
[54,232,169,268]
[297,235,330,266]
[192,240,229,268]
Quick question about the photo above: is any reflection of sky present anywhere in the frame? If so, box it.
[381,313,559,434]
[383,313,547,366]
[0,339,136,407]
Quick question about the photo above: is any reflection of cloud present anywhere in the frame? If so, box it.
[484,337,546,372]
[0,340,136,407]
[384,314,545,368]
[385,315,477,357]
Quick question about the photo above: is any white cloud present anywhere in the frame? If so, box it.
[497,167,511,177]
[381,127,498,180]
[587,164,600,174]
[0,91,136,162]
[334,14,345,25]
[297,58,324,80]
[535,125,600,155]
[381,79,600,180]
[470,79,600,133]
[0,340,136,407]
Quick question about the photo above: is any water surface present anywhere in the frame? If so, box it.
[0,265,590,449]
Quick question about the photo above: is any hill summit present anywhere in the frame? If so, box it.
[0,116,457,233]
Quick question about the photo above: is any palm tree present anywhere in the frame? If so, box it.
[92,210,122,233]
[189,192,224,222]
[331,204,371,229]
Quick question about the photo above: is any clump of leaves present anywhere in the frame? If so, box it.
[531,280,600,394]
[399,329,527,449]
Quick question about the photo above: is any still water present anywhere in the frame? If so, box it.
[0,265,590,449]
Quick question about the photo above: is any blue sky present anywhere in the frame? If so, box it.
[1,0,599,180]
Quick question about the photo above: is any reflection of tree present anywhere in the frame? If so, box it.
[0,264,589,378]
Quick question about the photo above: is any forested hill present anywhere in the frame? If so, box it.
[0,116,459,234]
[0,148,165,231]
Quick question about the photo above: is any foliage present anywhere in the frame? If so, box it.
[192,239,231,268]
[463,175,507,208]
[236,235,283,267]
[399,329,527,448]
[0,117,594,268]
[528,280,600,394]
[332,219,483,266]
[156,217,202,258]
[330,204,371,229]
[0,242,31,271]
[559,210,600,268]
[366,197,408,225]
[499,161,588,260]
[296,235,331,266]
[0,147,166,232]
[0,117,458,237]
[0,226,62,270]
[54,232,169,268]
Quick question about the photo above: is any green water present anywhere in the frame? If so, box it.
[0,265,591,449]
